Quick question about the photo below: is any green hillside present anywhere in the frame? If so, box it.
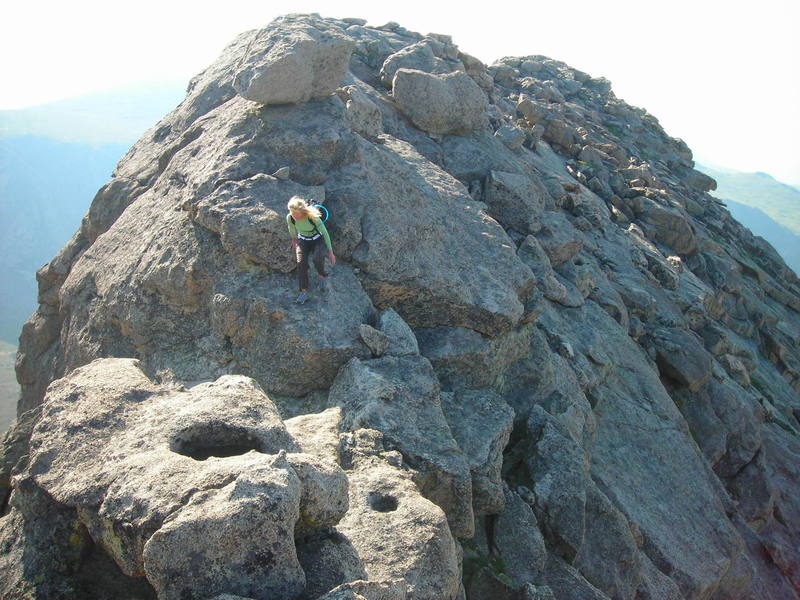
[722,199,800,275]
[699,164,800,236]
[0,341,18,434]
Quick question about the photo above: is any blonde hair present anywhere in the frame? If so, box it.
[287,195,322,221]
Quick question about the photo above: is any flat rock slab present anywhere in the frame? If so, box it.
[544,303,743,599]
[329,355,474,538]
[336,136,535,336]
[335,455,460,600]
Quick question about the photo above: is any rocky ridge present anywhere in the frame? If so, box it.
[1,13,799,600]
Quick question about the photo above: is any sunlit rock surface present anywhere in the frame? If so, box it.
[3,12,799,600]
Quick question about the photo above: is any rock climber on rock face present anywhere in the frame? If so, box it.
[287,195,336,304]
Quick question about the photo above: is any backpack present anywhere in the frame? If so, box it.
[290,202,329,234]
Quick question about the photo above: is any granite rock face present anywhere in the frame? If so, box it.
[4,12,800,600]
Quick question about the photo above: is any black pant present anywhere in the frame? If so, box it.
[296,237,326,291]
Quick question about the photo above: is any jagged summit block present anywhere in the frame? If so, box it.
[234,15,356,105]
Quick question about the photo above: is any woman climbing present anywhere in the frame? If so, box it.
[287,195,336,304]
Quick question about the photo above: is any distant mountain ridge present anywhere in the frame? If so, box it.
[0,81,186,145]
[723,198,800,275]
[0,83,186,426]
[697,164,800,275]
[0,82,186,345]
[699,164,800,231]
[0,135,129,343]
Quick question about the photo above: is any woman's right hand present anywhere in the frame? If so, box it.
[291,238,298,250]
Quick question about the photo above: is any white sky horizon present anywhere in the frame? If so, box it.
[2,0,799,186]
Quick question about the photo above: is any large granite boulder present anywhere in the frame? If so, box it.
[24,358,348,598]
[142,459,308,600]
[391,69,488,135]
[286,408,461,600]
[233,15,355,105]
[380,40,453,87]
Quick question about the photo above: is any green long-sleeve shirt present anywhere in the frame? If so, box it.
[287,214,332,251]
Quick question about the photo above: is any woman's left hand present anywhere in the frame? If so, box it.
[328,251,336,266]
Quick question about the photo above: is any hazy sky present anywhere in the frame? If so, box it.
[3,0,799,185]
